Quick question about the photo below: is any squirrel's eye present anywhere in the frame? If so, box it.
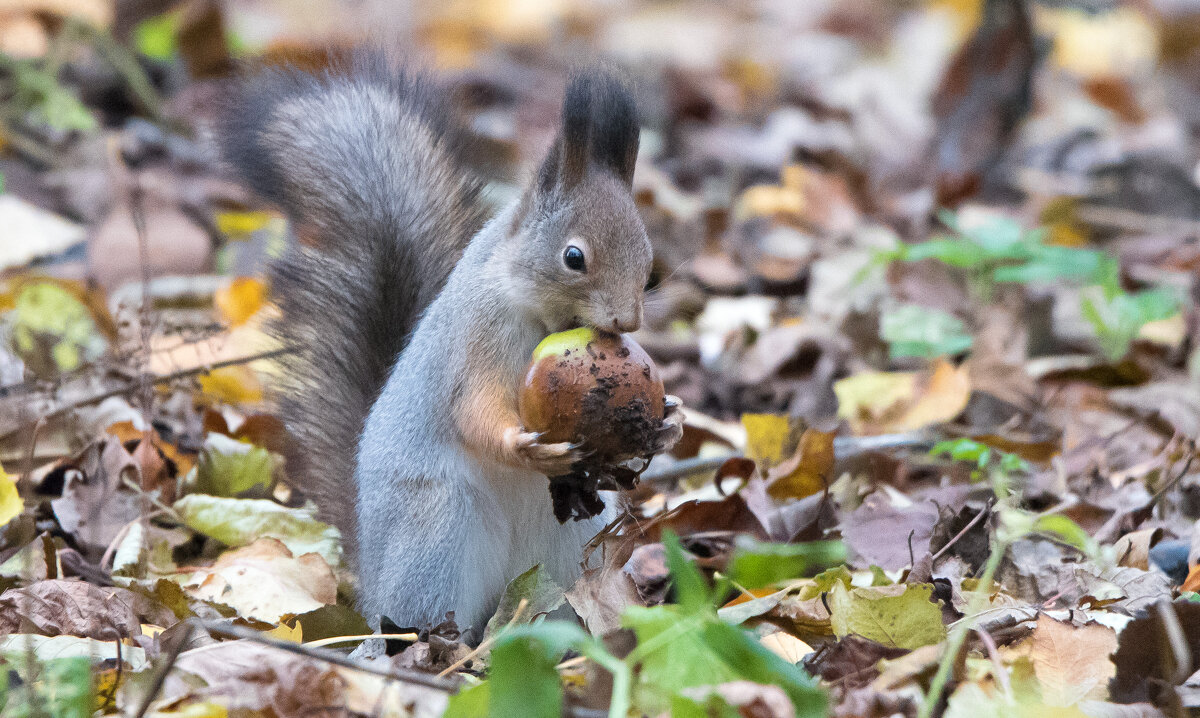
[563,245,586,272]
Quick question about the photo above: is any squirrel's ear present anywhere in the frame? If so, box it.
[535,70,639,197]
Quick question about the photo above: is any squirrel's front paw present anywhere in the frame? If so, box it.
[504,427,586,477]
[649,395,685,454]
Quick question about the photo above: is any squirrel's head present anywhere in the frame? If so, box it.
[506,70,652,335]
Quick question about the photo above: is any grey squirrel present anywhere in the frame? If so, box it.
[219,54,683,631]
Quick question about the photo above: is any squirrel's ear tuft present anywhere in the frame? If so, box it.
[558,73,594,190]
[536,69,640,196]
[586,71,639,186]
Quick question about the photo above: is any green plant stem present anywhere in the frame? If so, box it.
[917,536,1009,718]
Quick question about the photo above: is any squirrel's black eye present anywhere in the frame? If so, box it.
[563,245,586,272]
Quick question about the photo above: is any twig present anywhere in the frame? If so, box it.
[0,347,293,443]
[436,598,530,678]
[196,620,459,691]
[1149,452,1195,508]
[973,626,1009,698]
[641,455,734,485]
[931,501,992,562]
[640,432,936,486]
[304,633,420,648]
[1155,600,1192,685]
[133,621,195,718]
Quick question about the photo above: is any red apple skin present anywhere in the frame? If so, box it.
[519,328,665,461]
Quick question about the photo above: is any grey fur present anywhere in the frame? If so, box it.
[222,59,654,630]
[218,55,486,557]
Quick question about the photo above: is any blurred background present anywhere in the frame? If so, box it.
[1,0,1199,495]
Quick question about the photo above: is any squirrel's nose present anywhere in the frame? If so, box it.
[610,313,641,334]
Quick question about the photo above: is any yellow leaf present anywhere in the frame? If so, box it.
[215,210,276,239]
[835,359,970,434]
[214,277,267,327]
[834,371,917,429]
[895,359,971,431]
[741,413,791,467]
[199,365,263,405]
[267,621,303,643]
[767,428,835,501]
[1039,6,1158,79]
[0,461,22,527]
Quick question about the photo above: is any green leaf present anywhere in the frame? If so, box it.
[827,582,946,649]
[1032,514,1098,557]
[1082,287,1179,361]
[727,538,845,589]
[903,238,992,268]
[173,495,342,568]
[192,433,275,497]
[807,565,853,596]
[959,216,1027,255]
[6,59,96,133]
[663,531,713,613]
[624,606,738,710]
[488,623,592,718]
[10,282,105,375]
[992,245,1112,284]
[880,304,973,359]
[484,564,565,639]
[699,621,826,716]
[443,681,489,718]
[0,655,92,718]
[671,694,742,717]
[134,13,179,60]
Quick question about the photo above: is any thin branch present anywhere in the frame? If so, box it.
[0,347,293,443]
[195,620,459,692]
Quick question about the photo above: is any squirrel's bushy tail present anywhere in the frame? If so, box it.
[218,55,486,559]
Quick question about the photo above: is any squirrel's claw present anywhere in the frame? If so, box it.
[505,427,588,477]
[649,400,685,454]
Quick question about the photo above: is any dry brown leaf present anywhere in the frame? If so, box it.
[149,639,348,717]
[1030,613,1117,706]
[0,579,176,639]
[49,436,143,554]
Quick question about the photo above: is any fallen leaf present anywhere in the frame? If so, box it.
[0,460,21,527]
[841,495,940,571]
[49,437,143,555]
[767,428,835,501]
[172,494,341,568]
[1030,614,1117,706]
[827,582,947,650]
[0,195,85,271]
[0,579,177,639]
[485,564,564,638]
[148,639,349,716]
[834,359,971,434]
[182,538,336,623]
[214,277,268,327]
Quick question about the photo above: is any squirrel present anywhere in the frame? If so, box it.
[218,54,684,631]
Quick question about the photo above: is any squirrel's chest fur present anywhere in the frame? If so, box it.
[352,247,609,631]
